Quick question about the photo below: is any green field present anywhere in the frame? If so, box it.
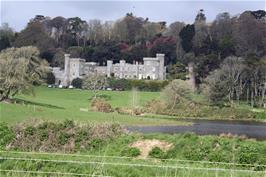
[0,87,183,126]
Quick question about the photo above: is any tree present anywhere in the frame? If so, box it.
[204,69,228,103]
[164,22,185,37]
[204,56,245,103]
[0,23,15,51]
[193,9,209,55]
[179,24,195,53]
[14,22,56,62]
[164,21,185,60]
[82,74,107,98]
[113,13,146,44]
[243,55,266,107]
[161,79,193,110]
[0,47,48,101]
[122,43,148,63]
[46,72,55,85]
[149,36,177,65]
[87,19,104,45]
[232,11,266,56]
[140,22,165,41]
[66,17,88,46]
[67,46,83,58]
[167,62,187,80]
[47,16,66,44]
[52,48,65,68]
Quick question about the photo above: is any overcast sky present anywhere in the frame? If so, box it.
[1,0,265,32]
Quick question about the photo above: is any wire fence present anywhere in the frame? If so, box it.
[0,150,265,177]
[0,156,265,174]
[1,150,265,167]
[0,169,112,177]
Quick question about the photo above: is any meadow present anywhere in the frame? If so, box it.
[0,86,182,126]
[1,87,266,177]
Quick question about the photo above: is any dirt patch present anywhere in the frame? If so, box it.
[130,139,173,158]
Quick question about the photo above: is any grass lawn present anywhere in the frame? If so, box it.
[0,86,184,126]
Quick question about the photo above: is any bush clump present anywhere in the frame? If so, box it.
[5,120,123,152]
[145,99,167,114]
[149,147,166,158]
[108,78,169,91]
[115,107,144,115]
[91,98,113,113]
[71,77,83,88]
[121,147,141,157]
[0,123,15,149]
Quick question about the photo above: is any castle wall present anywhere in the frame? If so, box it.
[52,53,166,86]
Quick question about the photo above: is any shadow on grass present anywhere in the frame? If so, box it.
[14,98,65,110]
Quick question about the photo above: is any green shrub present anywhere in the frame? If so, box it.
[121,147,141,157]
[149,147,165,158]
[37,130,49,141]
[71,77,83,88]
[75,130,89,143]
[89,139,104,149]
[58,132,71,145]
[107,78,168,91]
[46,72,55,85]
[255,111,266,120]
[62,119,75,129]
[237,145,259,165]
[0,123,15,148]
[24,126,37,136]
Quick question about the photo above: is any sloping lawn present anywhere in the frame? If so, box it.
[0,87,183,125]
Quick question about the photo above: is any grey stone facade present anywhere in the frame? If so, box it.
[52,53,166,86]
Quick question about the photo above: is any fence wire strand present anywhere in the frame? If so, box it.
[0,169,112,177]
[1,150,265,167]
[0,156,265,174]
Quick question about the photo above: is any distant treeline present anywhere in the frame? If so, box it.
[0,9,265,106]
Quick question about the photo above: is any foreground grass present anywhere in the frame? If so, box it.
[0,132,265,176]
[0,87,184,126]
[0,121,265,176]
[1,151,265,177]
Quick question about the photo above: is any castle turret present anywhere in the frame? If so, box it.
[107,60,113,77]
[119,60,126,78]
[156,53,165,80]
[64,54,71,86]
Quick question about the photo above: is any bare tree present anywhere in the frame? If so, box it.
[193,9,209,55]
[82,74,107,98]
[205,56,245,104]
[232,11,266,56]
[161,79,193,110]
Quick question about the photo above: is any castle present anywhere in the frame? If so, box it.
[52,53,166,86]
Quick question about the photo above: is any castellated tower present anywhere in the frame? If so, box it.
[156,53,165,80]
[63,54,71,86]
[107,60,113,77]
[119,60,126,78]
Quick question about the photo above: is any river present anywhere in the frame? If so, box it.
[127,119,266,140]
